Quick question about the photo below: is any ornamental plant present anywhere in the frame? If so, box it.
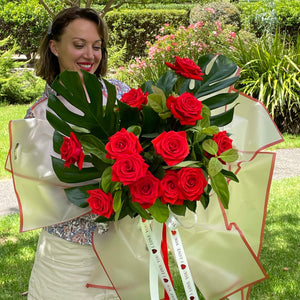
[116,10,238,86]
[47,54,239,223]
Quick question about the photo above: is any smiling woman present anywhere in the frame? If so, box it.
[7,6,129,300]
[35,6,108,84]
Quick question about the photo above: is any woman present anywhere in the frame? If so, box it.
[26,7,129,299]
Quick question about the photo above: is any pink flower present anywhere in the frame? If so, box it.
[205,7,215,14]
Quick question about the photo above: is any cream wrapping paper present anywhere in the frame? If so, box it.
[5,88,283,299]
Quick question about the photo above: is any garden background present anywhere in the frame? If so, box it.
[0,0,299,299]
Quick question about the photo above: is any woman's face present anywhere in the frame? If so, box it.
[49,18,102,77]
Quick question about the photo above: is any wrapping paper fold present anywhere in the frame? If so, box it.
[5,89,283,299]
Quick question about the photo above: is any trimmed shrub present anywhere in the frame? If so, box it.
[105,9,189,61]
[189,1,241,30]
[0,37,45,104]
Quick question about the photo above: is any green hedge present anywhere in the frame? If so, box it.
[105,9,189,60]
[0,0,63,58]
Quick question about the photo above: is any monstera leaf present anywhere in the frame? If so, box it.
[46,70,119,184]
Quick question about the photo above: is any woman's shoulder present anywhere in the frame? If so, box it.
[25,84,56,119]
[105,78,130,99]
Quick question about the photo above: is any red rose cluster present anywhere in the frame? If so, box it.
[102,128,207,211]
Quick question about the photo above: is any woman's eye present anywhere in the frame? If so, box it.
[74,44,84,49]
[93,46,101,51]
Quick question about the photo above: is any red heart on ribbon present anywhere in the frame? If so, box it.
[163,278,169,283]
[152,249,157,254]
[190,297,195,300]
[171,230,177,235]
[181,264,186,270]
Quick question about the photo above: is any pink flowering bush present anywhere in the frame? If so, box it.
[116,10,238,86]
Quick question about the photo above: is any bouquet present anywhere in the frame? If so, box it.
[46,54,240,224]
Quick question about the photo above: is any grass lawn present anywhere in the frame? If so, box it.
[0,103,31,179]
[0,176,299,299]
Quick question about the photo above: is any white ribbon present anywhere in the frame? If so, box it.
[140,214,199,300]
[166,214,199,300]
[140,219,178,300]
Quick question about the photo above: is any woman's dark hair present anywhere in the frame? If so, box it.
[35,7,108,83]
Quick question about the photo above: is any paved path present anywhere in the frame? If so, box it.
[1,148,300,217]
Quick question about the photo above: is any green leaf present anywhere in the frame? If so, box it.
[221,169,239,182]
[202,92,239,110]
[200,193,210,209]
[210,106,237,127]
[127,125,142,137]
[147,93,164,113]
[52,156,100,183]
[169,161,201,169]
[210,172,229,209]
[208,157,223,177]
[113,190,122,212]
[219,148,239,163]
[202,139,218,155]
[201,126,219,135]
[100,166,113,193]
[170,204,186,216]
[46,110,73,137]
[142,105,161,134]
[64,183,99,208]
[185,200,197,212]
[53,130,64,154]
[80,134,111,163]
[118,100,140,129]
[129,201,152,220]
[147,199,169,223]
[156,70,177,95]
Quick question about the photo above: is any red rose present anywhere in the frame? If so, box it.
[111,153,148,185]
[87,189,114,219]
[165,56,204,81]
[119,87,148,110]
[152,131,189,166]
[205,131,233,164]
[60,132,84,170]
[178,167,207,201]
[166,92,203,125]
[160,170,183,205]
[129,171,160,209]
[105,128,143,159]
[213,131,233,155]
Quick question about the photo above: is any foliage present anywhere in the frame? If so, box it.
[46,55,239,224]
[104,9,189,61]
[230,30,300,134]
[238,0,300,38]
[115,17,238,86]
[190,0,242,30]
[0,0,63,58]
[0,37,45,105]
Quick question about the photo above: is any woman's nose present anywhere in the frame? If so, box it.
[84,46,94,59]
